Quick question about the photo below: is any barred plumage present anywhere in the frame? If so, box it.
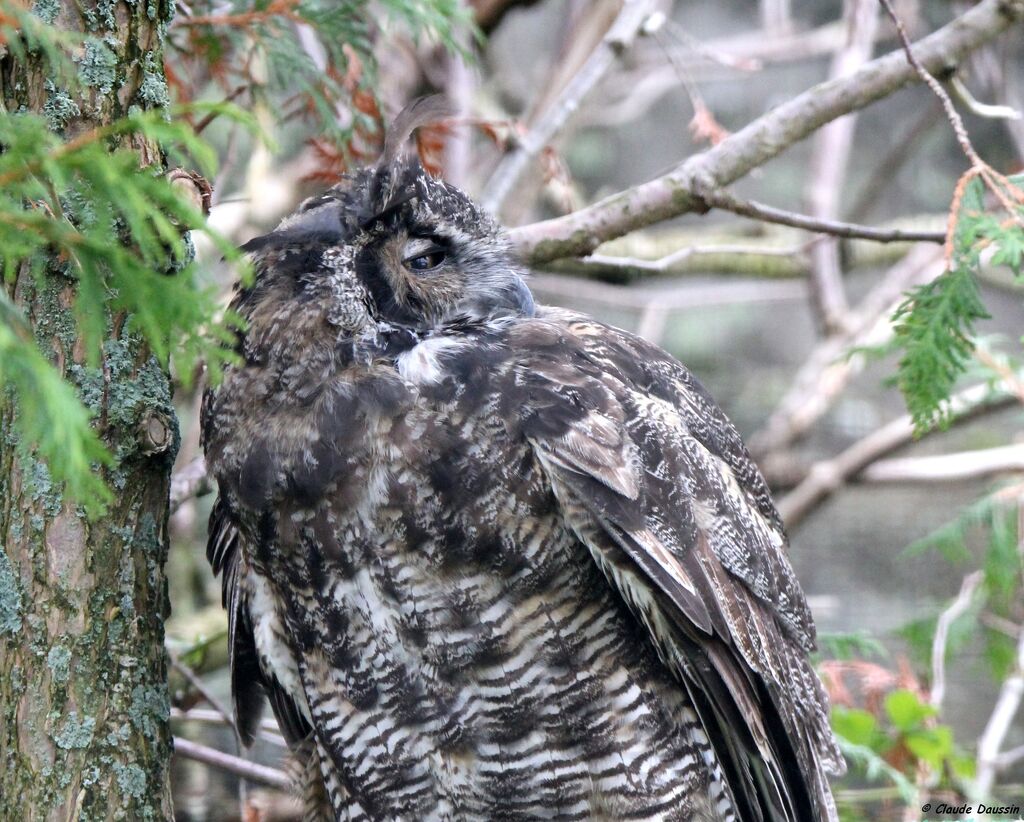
[202,99,843,821]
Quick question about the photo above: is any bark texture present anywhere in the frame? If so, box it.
[0,1,177,819]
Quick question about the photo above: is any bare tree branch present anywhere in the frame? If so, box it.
[878,0,984,167]
[777,379,1017,528]
[173,737,291,791]
[529,271,807,310]
[861,443,1024,483]
[698,188,946,244]
[170,654,237,739]
[749,244,944,458]
[171,708,288,748]
[974,626,1024,797]
[804,0,880,332]
[480,0,662,215]
[542,216,947,281]
[549,243,807,281]
[949,75,1022,120]
[930,571,984,710]
[509,0,1024,263]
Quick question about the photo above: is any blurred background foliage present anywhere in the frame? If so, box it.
[3,0,1024,819]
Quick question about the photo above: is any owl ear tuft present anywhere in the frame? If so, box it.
[380,95,453,170]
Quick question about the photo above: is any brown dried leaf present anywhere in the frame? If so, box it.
[689,101,730,147]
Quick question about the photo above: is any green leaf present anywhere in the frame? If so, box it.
[831,707,879,747]
[983,627,1017,682]
[835,736,918,804]
[884,689,936,732]
[904,725,953,769]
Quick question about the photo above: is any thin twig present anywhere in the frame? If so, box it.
[879,0,1024,243]
[975,346,1024,407]
[930,571,983,710]
[173,736,291,791]
[170,654,238,739]
[194,84,249,135]
[171,707,288,749]
[949,75,1022,121]
[699,188,946,243]
[481,0,660,215]
[877,0,981,166]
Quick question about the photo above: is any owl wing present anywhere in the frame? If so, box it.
[516,310,843,822]
[207,496,311,747]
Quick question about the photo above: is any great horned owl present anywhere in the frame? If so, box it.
[202,98,844,821]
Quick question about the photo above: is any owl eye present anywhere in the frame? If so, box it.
[402,246,447,273]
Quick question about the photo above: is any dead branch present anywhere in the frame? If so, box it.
[881,0,1024,247]
[949,75,1022,120]
[878,0,983,167]
[930,571,984,710]
[861,443,1024,483]
[749,244,944,458]
[777,379,1017,528]
[549,242,808,281]
[975,619,1024,798]
[529,271,807,310]
[698,189,946,244]
[480,0,661,215]
[509,0,1024,263]
[171,707,288,749]
[804,0,880,332]
[170,653,237,739]
[542,215,948,281]
[173,736,291,791]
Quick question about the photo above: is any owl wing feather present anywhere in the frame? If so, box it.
[522,310,842,822]
[207,497,311,747]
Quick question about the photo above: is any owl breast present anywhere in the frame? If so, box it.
[240,338,734,822]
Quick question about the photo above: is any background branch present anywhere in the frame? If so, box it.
[172,737,291,791]
[480,0,661,215]
[804,0,879,332]
[749,244,944,459]
[509,0,1024,263]
[776,379,1017,527]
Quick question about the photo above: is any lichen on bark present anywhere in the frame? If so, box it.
[0,1,178,819]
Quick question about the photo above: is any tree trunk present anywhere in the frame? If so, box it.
[0,2,177,818]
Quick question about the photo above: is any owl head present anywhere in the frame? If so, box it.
[233,98,535,362]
